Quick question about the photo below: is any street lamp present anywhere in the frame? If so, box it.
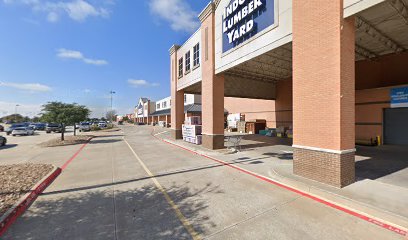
[110,91,116,122]
[15,104,20,123]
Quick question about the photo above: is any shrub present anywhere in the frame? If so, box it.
[91,125,101,131]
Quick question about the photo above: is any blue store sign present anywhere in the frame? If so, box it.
[222,0,276,53]
[391,87,408,108]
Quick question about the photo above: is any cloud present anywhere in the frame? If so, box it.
[0,81,52,92]
[57,48,108,66]
[0,101,43,118]
[128,79,159,88]
[148,0,200,33]
[3,0,111,23]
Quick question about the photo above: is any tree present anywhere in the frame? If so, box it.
[0,114,24,123]
[32,116,41,123]
[106,110,117,122]
[40,102,90,140]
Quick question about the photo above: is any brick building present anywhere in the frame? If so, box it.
[169,0,408,187]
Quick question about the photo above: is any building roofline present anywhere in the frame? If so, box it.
[199,1,215,23]
[169,45,180,55]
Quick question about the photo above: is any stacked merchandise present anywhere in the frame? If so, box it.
[227,113,245,130]
[245,119,267,134]
[286,126,293,138]
[259,128,278,137]
[182,116,202,145]
[158,121,167,128]
[237,121,246,133]
[276,126,286,137]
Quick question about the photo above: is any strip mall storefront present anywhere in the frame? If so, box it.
[169,0,408,187]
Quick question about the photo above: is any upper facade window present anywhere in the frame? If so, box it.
[162,101,167,108]
[193,43,200,67]
[185,51,191,73]
[156,103,160,109]
[178,57,183,78]
[184,94,187,103]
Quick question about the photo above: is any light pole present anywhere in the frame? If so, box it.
[110,90,116,122]
[15,104,20,123]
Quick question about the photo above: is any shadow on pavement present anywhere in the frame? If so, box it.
[355,145,408,181]
[231,135,293,151]
[5,184,219,240]
[89,139,122,144]
[262,152,293,160]
[0,144,18,150]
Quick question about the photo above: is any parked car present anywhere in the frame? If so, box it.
[98,121,107,128]
[79,122,91,132]
[5,123,26,135]
[32,123,46,131]
[12,127,35,136]
[0,136,6,146]
[46,123,62,133]
[0,125,4,132]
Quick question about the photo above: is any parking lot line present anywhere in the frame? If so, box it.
[123,137,202,240]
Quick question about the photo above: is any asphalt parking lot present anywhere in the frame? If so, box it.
[0,127,76,165]
[1,125,403,240]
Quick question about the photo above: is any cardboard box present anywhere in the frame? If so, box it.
[183,135,202,145]
[182,124,202,138]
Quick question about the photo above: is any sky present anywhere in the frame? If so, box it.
[0,0,209,118]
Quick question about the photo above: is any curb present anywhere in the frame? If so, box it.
[0,166,62,236]
[151,128,408,237]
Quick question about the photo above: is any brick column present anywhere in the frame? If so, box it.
[170,45,184,139]
[200,3,225,150]
[292,0,356,187]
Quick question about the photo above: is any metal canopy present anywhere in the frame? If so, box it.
[355,0,408,60]
[221,0,408,85]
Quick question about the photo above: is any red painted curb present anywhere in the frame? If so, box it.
[151,128,407,237]
[0,136,93,237]
[61,137,93,171]
[0,167,62,236]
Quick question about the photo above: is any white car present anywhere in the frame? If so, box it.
[12,127,35,136]
[98,122,107,128]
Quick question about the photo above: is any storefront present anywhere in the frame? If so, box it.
[169,0,408,187]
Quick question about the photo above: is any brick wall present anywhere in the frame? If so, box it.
[293,148,355,188]
[292,0,355,187]
[224,79,293,128]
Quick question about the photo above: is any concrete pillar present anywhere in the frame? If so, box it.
[170,45,184,139]
[292,0,355,188]
[199,3,225,150]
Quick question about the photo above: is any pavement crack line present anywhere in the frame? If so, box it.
[111,141,119,240]
[203,196,303,240]
[123,137,202,240]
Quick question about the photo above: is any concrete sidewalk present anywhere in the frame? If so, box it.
[152,126,408,232]
[3,126,405,239]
